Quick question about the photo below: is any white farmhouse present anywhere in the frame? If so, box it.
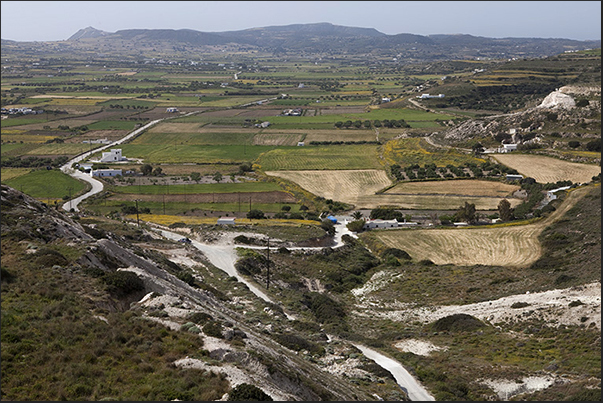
[92,169,122,177]
[363,219,399,230]
[99,149,127,162]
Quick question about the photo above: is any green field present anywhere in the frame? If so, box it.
[2,169,87,199]
[257,144,383,171]
[132,129,255,146]
[114,144,275,164]
[84,200,300,216]
[109,181,283,195]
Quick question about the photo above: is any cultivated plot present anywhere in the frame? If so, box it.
[384,180,520,197]
[265,169,392,205]
[367,185,592,267]
[492,154,601,184]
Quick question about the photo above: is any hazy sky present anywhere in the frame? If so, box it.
[1,1,601,42]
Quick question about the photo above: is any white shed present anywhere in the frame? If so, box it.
[217,217,236,225]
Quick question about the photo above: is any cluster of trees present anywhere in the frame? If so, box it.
[390,161,517,181]
[334,119,410,129]
[1,156,68,168]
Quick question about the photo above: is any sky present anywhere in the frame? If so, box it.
[1,1,601,42]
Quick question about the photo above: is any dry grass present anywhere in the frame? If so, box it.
[367,185,591,267]
[492,154,601,184]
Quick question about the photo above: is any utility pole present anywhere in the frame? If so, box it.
[266,236,270,290]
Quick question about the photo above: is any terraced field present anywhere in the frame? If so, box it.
[265,171,524,210]
[366,185,592,267]
[492,154,601,184]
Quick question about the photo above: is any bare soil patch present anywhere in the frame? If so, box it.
[385,179,520,197]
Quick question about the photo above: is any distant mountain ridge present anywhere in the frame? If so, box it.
[3,22,599,61]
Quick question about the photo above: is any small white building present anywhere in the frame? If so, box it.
[502,143,518,152]
[92,169,122,177]
[166,107,178,113]
[363,219,399,230]
[297,142,305,146]
[506,174,524,181]
[547,186,571,201]
[99,149,127,162]
[217,217,236,225]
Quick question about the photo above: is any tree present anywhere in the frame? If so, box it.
[320,219,336,236]
[351,211,363,220]
[281,205,291,212]
[454,202,477,223]
[141,164,153,176]
[472,142,485,156]
[247,209,265,219]
[213,171,223,183]
[346,220,365,233]
[152,166,163,176]
[190,172,201,182]
[568,140,581,149]
[498,198,513,222]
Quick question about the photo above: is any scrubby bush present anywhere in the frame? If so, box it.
[430,314,485,332]
[227,383,272,401]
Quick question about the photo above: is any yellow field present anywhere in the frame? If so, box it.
[1,168,32,181]
[266,170,524,209]
[492,154,601,184]
[367,185,592,267]
[384,180,520,197]
[265,169,392,205]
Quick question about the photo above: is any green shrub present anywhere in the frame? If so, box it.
[227,383,272,401]
[430,314,485,332]
[381,247,411,260]
[102,271,145,295]
[202,320,223,338]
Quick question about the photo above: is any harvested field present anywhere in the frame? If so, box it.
[384,179,520,197]
[367,186,591,267]
[265,170,523,210]
[265,169,392,203]
[492,154,601,184]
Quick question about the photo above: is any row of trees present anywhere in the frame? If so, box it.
[334,119,410,129]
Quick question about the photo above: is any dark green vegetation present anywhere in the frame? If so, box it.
[1,26,600,401]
